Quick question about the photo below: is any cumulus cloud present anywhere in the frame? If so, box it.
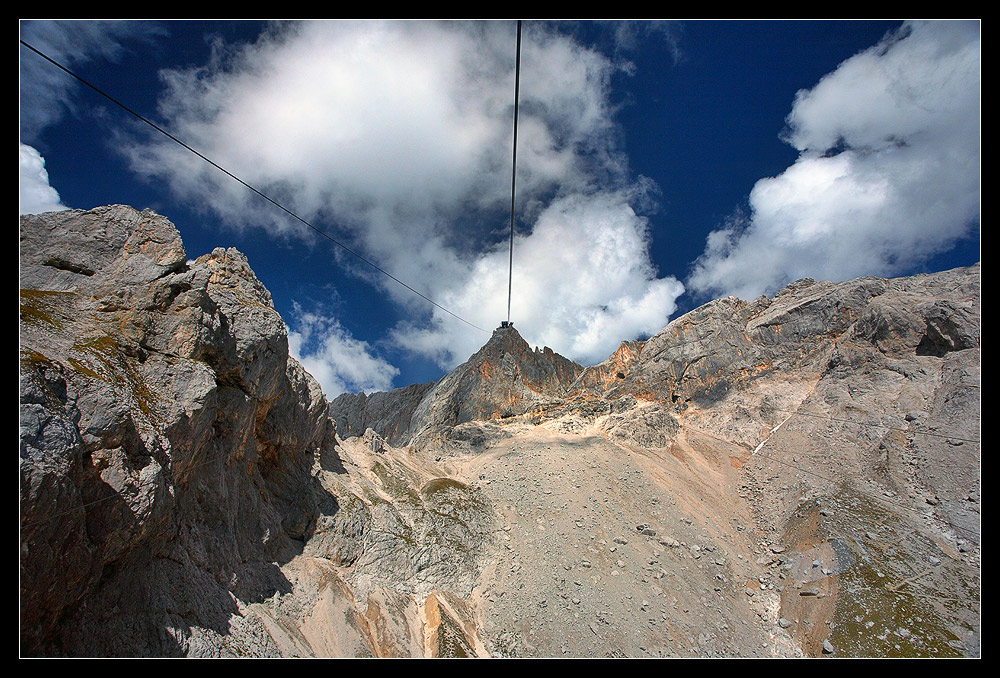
[287,306,399,398]
[128,23,607,221]
[689,21,981,300]
[20,22,165,221]
[124,21,684,370]
[19,20,166,141]
[19,143,68,215]
[395,189,684,367]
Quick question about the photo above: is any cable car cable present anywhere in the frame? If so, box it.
[506,20,522,325]
[19,39,489,334]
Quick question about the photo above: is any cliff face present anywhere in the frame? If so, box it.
[329,381,435,444]
[571,272,979,412]
[20,207,495,657]
[21,205,980,658]
[20,206,334,654]
[330,326,582,447]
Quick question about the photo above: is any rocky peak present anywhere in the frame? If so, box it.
[403,325,582,443]
[470,324,578,384]
[331,324,583,446]
[478,323,530,355]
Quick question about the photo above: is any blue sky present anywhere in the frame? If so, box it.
[19,20,981,397]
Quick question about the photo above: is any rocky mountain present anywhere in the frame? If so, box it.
[20,206,980,657]
[331,324,582,447]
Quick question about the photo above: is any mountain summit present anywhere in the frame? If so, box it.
[331,324,582,446]
[410,324,581,429]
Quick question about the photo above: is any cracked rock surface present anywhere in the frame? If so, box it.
[21,206,980,657]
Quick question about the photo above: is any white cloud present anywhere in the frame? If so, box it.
[394,189,684,368]
[126,21,619,240]
[20,22,165,219]
[689,21,981,300]
[19,143,67,215]
[125,21,683,371]
[287,306,399,398]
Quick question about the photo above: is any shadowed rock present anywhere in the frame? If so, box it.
[20,205,980,658]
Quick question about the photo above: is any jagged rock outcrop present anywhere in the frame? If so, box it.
[558,270,979,437]
[19,206,495,657]
[21,205,980,658]
[20,206,335,655]
[570,276,898,406]
[331,325,582,447]
[408,326,581,437]
[329,381,434,444]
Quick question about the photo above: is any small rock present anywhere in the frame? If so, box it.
[822,639,835,654]
[778,618,792,629]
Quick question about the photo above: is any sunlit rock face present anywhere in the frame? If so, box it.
[21,205,980,657]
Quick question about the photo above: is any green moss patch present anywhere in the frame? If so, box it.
[71,335,160,421]
[421,478,471,496]
[19,289,74,328]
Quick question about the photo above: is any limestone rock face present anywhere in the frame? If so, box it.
[21,205,980,658]
[329,381,434,445]
[330,325,582,448]
[19,206,495,657]
[407,326,582,441]
[571,269,980,413]
[20,206,331,655]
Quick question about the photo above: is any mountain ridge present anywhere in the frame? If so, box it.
[332,324,582,446]
[20,205,980,657]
